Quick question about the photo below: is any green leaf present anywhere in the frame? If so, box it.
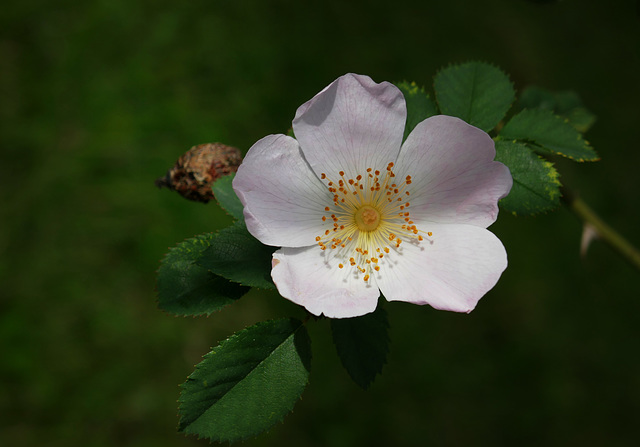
[565,107,597,134]
[212,173,244,221]
[157,233,249,316]
[494,140,562,216]
[433,62,515,132]
[500,109,599,161]
[198,222,277,289]
[178,318,312,442]
[330,305,390,389]
[517,85,557,111]
[396,81,438,140]
[517,86,596,133]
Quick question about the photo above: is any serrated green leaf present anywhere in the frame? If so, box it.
[198,222,277,289]
[517,85,557,111]
[330,305,389,389]
[500,109,599,161]
[517,86,596,133]
[212,174,244,221]
[178,318,311,442]
[495,140,561,216]
[564,107,596,134]
[396,81,438,141]
[434,62,515,132]
[157,233,249,316]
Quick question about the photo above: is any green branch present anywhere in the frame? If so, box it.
[563,191,640,271]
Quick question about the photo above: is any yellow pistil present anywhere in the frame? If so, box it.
[355,206,380,231]
[315,162,432,283]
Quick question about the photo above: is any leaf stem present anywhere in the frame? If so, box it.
[563,191,640,271]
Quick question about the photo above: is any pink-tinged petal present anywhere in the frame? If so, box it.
[272,246,380,318]
[376,224,507,313]
[292,73,406,180]
[395,115,512,228]
[232,134,332,247]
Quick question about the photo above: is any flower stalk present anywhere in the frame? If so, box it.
[563,191,640,271]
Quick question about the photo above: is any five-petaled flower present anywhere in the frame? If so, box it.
[233,74,513,318]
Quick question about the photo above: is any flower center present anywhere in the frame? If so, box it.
[355,206,380,231]
[315,162,432,283]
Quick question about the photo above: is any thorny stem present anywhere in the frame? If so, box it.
[562,190,640,271]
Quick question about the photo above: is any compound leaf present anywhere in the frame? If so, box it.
[212,174,244,221]
[330,305,390,389]
[179,318,312,442]
[198,222,276,289]
[434,62,515,132]
[157,233,248,316]
[396,81,438,140]
[500,109,599,161]
[495,140,562,216]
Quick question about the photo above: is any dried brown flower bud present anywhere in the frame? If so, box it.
[155,143,242,203]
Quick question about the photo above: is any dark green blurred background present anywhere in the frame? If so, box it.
[2,0,639,445]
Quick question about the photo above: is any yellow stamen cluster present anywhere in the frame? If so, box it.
[316,162,431,282]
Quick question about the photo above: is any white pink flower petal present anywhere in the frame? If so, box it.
[271,246,380,318]
[293,73,406,181]
[376,223,508,312]
[395,115,513,228]
[232,134,331,247]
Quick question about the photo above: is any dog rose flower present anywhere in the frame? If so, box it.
[233,73,512,318]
